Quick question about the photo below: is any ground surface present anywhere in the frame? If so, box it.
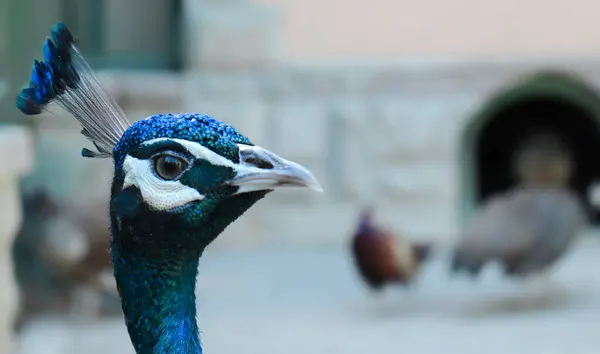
[15,238,600,354]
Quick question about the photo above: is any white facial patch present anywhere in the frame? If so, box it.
[121,138,243,211]
[122,156,205,210]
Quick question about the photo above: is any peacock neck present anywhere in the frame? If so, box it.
[109,182,270,354]
[112,244,203,354]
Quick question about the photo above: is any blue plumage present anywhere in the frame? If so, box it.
[17,22,130,158]
[17,23,322,354]
[17,23,78,115]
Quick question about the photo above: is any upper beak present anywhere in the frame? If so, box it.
[227,144,323,195]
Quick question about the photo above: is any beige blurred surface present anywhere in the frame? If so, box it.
[259,0,600,59]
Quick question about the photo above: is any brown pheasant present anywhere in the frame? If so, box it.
[351,207,431,290]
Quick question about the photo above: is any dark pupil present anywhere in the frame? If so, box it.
[155,155,184,180]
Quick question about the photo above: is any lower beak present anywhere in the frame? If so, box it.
[227,144,323,195]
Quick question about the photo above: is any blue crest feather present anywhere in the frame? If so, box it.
[16,22,131,159]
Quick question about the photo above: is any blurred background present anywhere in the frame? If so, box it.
[1,0,600,353]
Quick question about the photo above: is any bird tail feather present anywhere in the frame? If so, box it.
[16,22,131,158]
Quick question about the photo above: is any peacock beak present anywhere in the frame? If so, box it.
[228,144,323,194]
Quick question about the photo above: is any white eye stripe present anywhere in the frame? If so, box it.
[142,138,237,168]
[122,155,205,211]
[123,138,256,211]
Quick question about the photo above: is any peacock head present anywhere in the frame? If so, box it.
[110,113,322,250]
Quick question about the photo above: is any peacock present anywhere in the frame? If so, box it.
[16,23,323,353]
[351,207,431,290]
[451,132,588,278]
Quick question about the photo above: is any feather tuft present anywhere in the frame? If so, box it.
[16,22,131,158]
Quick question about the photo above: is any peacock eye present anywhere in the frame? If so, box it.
[152,154,188,181]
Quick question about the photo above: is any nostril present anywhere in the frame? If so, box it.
[238,144,277,169]
[245,157,274,170]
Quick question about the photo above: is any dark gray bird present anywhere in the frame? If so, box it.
[452,132,588,278]
[12,188,121,331]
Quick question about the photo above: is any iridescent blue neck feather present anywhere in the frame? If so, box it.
[110,178,268,353]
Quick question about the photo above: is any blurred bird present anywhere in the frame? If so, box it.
[16,23,321,353]
[351,207,432,290]
[12,188,120,330]
[451,132,588,278]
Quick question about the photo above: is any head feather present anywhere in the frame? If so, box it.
[16,22,131,158]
